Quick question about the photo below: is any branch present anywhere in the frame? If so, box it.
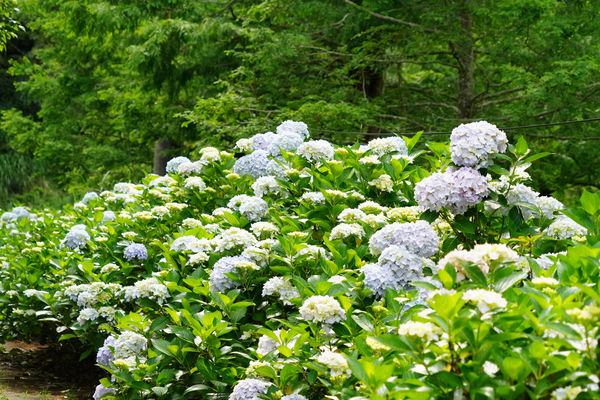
[478,95,526,108]
[377,114,428,129]
[299,45,353,57]
[478,87,524,100]
[343,0,439,33]
[402,102,460,113]
[233,107,282,114]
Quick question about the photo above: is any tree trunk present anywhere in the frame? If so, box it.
[153,138,171,175]
[453,1,475,119]
[364,67,385,136]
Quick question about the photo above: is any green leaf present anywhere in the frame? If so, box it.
[514,136,529,156]
[580,190,600,215]
[502,356,525,380]
[493,269,527,292]
[522,152,552,164]
[464,264,487,286]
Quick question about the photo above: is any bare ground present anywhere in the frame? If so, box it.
[0,341,101,400]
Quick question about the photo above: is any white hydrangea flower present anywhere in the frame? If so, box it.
[358,201,388,214]
[367,137,408,156]
[184,177,206,190]
[387,206,423,222]
[256,334,278,356]
[329,223,365,240]
[551,386,583,400]
[236,138,253,152]
[166,157,191,173]
[505,183,540,219]
[212,228,257,253]
[227,195,269,221]
[262,276,300,305]
[337,208,367,222]
[299,295,346,324]
[177,160,203,176]
[299,191,325,204]
[209,256,255,292]
[533,196,563,219]
[316,349,350,377]
[531,277,559,287]
[113,330,147,359]
[276,120,310,139]
[182,218,203,228]
[297,140,334,163]
[462,289,507,313]
[251,176,282,197]
[188,251,209,265]
[483,361,499,377]
[171,236,211,252]
[363,213,388,228]
[438,243,519,281]
[123,278,170,304]
[64,282,122,307]
[359,155,381,165]
[450,121,508,169]
[281,395,308,400]
[544,217,587,240]
[100,263,119,274]
[293,245,331,261]
[200,147,221,162]
[77,307,99,324]
[325,189,349,200]
[250,222,279,237]
[151,206,170,218]
[397,321,441,341]
[368,174,394,192]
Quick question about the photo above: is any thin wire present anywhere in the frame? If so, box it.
[312,117,600,140]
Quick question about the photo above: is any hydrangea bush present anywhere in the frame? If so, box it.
[1,120,600,399]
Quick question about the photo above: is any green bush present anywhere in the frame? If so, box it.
[0,121,598,399]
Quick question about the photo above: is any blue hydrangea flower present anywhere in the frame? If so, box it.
[93,384,116,399]
[124,243,147,261]
[96,336,116,367]
[62,226,90,251]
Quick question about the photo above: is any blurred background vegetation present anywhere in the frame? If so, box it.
[1,0,599,208]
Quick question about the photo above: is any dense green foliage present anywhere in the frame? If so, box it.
[1,1,600,204]
[0,124,599,399]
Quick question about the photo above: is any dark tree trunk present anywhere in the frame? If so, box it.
[453,1,475,119]
[364,67,385,136]
[153,138,172,175]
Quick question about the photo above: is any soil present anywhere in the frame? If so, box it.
[0,341,102,400]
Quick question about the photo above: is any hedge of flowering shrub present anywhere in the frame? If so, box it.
[1,120,600,400]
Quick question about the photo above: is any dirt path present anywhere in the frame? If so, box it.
[0,342,98,400]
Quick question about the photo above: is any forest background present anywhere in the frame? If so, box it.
[1,0,599,208]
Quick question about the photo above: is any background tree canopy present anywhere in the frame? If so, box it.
[1,0,599,206]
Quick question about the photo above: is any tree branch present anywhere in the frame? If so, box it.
[377,114,428,129]
[478,95,526,108]
[478,87,524,100]
[343,0,439,33]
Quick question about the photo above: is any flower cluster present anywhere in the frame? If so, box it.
[438,243,520,281]
[299,295,346,324]
[414,167,489,214]
[450,121,508,168]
